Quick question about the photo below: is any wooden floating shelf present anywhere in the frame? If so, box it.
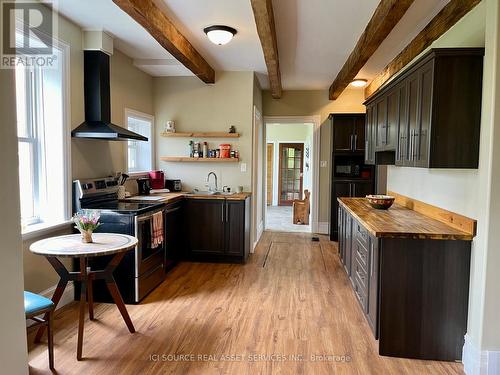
[161,157,240,163]
[161,132,240,138]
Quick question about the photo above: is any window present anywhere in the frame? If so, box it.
[126,110,154,173]
[15,35,70,231]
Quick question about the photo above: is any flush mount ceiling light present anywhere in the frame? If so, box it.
[350,78,368,87]
[204,25,237,45]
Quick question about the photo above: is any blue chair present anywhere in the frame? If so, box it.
[24,291,55,370]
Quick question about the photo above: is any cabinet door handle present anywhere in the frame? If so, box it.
[352,184,356,197]
[354,134,358,150]
[225,201,229,222]
[221,202,224,222]
[350,135,354,151]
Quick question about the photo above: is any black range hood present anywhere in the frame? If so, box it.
[71,51,147,141]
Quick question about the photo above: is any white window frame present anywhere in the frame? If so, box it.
[15,28,72,239]
[124,108,155,175]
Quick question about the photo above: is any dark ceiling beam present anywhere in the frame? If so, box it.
[329,0,415,100]
[113,0,215,83]
[365,0,482,98]
[250,0,282,98]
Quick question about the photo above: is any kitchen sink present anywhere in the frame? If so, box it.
[189,190,234,196]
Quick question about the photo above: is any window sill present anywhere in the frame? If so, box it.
[126,171,150,179]
[22,220,73,241]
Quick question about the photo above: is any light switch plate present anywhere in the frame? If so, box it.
[240,162,247,172]
[320,160,328,168]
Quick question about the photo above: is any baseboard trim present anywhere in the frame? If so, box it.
[463,334,500,375]
[316,222,329,235]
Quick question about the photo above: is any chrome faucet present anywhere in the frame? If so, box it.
[206,172,218,192]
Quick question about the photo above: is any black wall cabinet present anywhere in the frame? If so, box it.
[365,48,484,168]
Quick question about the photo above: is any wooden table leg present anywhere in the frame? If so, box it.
[77,257,87,361]
[103,252,135,333]
[87,269,94,321]
[35,257,70,342]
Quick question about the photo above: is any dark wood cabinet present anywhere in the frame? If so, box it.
[331,180,373,240]
[185,199,226,255]
[184,197,250,262]
[331,114,366,153]
[338,200,472,361]
[365,106,376,164]
[365,48,484,168]
[366,236,379,338]
[164,200,184,271]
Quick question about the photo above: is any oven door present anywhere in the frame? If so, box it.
[134,209,165,277]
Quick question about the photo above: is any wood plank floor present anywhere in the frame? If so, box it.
[28,232,464,374]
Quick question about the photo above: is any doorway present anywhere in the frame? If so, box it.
[264,118,319,233]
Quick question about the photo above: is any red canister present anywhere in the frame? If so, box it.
[148,170,165,189]
[219,144,231,158]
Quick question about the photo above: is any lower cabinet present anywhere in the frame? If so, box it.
[339,205,379,338]
[338,202,471,361]
[184,198,250,262]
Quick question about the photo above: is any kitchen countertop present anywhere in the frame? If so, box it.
[338,197,473,240]
[123,192,251,204]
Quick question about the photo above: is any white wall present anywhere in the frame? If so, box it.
[0,68,29,374]
[154,72,255,192]
[385,0,500,361]
[266,123,314,206]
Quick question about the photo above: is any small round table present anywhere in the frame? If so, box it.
[30,233,138,360]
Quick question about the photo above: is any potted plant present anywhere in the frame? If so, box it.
[73,210,101,243]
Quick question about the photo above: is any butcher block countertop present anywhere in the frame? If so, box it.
[338,197,473,241]
[123,192,251,204]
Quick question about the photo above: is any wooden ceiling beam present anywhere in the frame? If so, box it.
[113,0,215,83]
[329,0,415,100]
[250,0,282,99]
[365,0,482,98]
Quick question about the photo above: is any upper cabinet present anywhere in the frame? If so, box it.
[365,48,484,169]
[331,114,366,154]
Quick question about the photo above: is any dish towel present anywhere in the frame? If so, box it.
[151,211,164,248]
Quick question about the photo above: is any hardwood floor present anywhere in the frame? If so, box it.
[28,232,464,374]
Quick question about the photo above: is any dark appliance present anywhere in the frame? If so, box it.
[71,51,147,141]
[137,178,151,195]
[165,179,182,192]
[330,114,375,241]
[73,177,165,303]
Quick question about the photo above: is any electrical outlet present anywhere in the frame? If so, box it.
[240,162,247,172]
[320,160,328,168]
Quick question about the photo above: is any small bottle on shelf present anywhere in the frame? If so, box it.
[203,142,208,158]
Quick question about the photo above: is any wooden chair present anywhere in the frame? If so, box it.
[293,190,310,225]
[25,291,55,370]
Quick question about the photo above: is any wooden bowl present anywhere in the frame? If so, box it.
[366,195,395,210]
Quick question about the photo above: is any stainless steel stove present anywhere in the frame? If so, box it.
[73,177,166,303]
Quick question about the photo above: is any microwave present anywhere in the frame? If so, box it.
[335,164,360,177]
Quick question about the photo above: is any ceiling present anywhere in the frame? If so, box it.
[56,0,450,91]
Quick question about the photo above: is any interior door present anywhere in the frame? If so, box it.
[278,143,304,206]
[266,143,274,205]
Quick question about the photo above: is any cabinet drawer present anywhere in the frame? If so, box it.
[354,239,369,270]
[354,221,370,249]
[353,257,368,294]
[353,274,368,313]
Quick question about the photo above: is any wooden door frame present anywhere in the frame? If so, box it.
[266,143,274,206]
[278,143,304,206]
[263,115,321,234]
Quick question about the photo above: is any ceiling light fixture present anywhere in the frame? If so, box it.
[350,78,368,87]
[204,25,237,45]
